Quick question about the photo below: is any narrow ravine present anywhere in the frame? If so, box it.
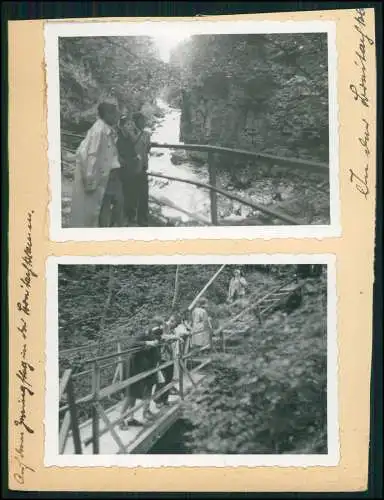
[61,99,329,227]
[146,99,324,226]
[148,99,212,224]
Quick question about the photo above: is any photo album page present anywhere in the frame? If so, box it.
[8,7,377,493]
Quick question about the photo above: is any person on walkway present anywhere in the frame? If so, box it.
[70,101,124,228]
[119,326,161,430]
[168,312,191,382]
[152,315,183,407]
[227,268,248,302]
[190,298,213,351]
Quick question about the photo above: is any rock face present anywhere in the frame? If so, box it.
[171,34,329,165]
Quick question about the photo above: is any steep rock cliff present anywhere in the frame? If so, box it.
[170,33,329,164]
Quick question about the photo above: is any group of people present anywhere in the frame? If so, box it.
[70,101,151,228]
[119,298,212,429]
[117,268,248,429]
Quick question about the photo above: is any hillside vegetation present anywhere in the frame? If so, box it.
[58,264,282,352]
[59,36,167,133]
[183,272,327,454]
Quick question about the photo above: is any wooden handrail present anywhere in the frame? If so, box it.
[150,142,329,175]
[61,130,328,174]
[148,172,301,225]
[214,278,296,336]
[59,340,209,413]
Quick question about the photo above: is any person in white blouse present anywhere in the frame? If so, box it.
[70,101,124,228]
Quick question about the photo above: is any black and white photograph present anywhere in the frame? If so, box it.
[45,21,339,240]
[46,255,338,467]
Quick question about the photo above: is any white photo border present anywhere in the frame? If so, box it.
[45,253,339,467]
[45,20,340,241]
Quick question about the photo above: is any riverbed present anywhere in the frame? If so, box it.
[147,100,329,226]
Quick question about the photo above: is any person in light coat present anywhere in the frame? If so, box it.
[190,298,213,351]
[70,102,123,228]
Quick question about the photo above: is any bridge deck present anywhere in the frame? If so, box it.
[63,371,205,455]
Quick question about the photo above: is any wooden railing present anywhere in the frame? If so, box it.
[61,130,329,227]
[59,332,212,455]
[149,142,328,226]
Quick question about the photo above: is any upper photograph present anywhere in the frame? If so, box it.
[45,20,339,240]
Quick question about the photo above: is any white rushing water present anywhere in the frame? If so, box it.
[148,100,211,224]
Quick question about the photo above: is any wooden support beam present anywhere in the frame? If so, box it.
[95,402,126,453]
[59,411,71,454]
[188,264,227,311]
[66,375,82,454]
[91,363,100,454]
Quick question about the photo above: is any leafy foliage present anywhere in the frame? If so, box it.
[182,275,327,454]
[58,264,278,353]
[59,36,167,132]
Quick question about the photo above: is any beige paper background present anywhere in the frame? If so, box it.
[8,8,376,492]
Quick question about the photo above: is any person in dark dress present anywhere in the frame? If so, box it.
[119,326,160,429]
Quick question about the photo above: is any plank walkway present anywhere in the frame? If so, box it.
[63,371,205,455]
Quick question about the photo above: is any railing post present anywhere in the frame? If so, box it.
[91,362,100,454]
[112,341,123,386]
[178,339,184,400]
[208,152,218,225]
[66,374,82,454]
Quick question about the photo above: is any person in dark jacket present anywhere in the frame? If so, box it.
[119,327,160,429]
[116,115,142,226]
[116,112,151,227]
[132,112,151,227]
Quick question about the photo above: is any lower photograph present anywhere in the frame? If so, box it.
[45,254,338,467]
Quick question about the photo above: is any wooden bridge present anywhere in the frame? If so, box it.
[59,276,305,455]
[61,130,329,227]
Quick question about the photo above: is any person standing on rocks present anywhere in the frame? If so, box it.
[227,268,248,302]
[70,101,124,228]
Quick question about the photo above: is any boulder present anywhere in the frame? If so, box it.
[170,150,188,165]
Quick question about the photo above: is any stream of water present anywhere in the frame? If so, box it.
[148,99,212,223]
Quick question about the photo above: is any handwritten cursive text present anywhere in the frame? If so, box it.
[13,211,38,485]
